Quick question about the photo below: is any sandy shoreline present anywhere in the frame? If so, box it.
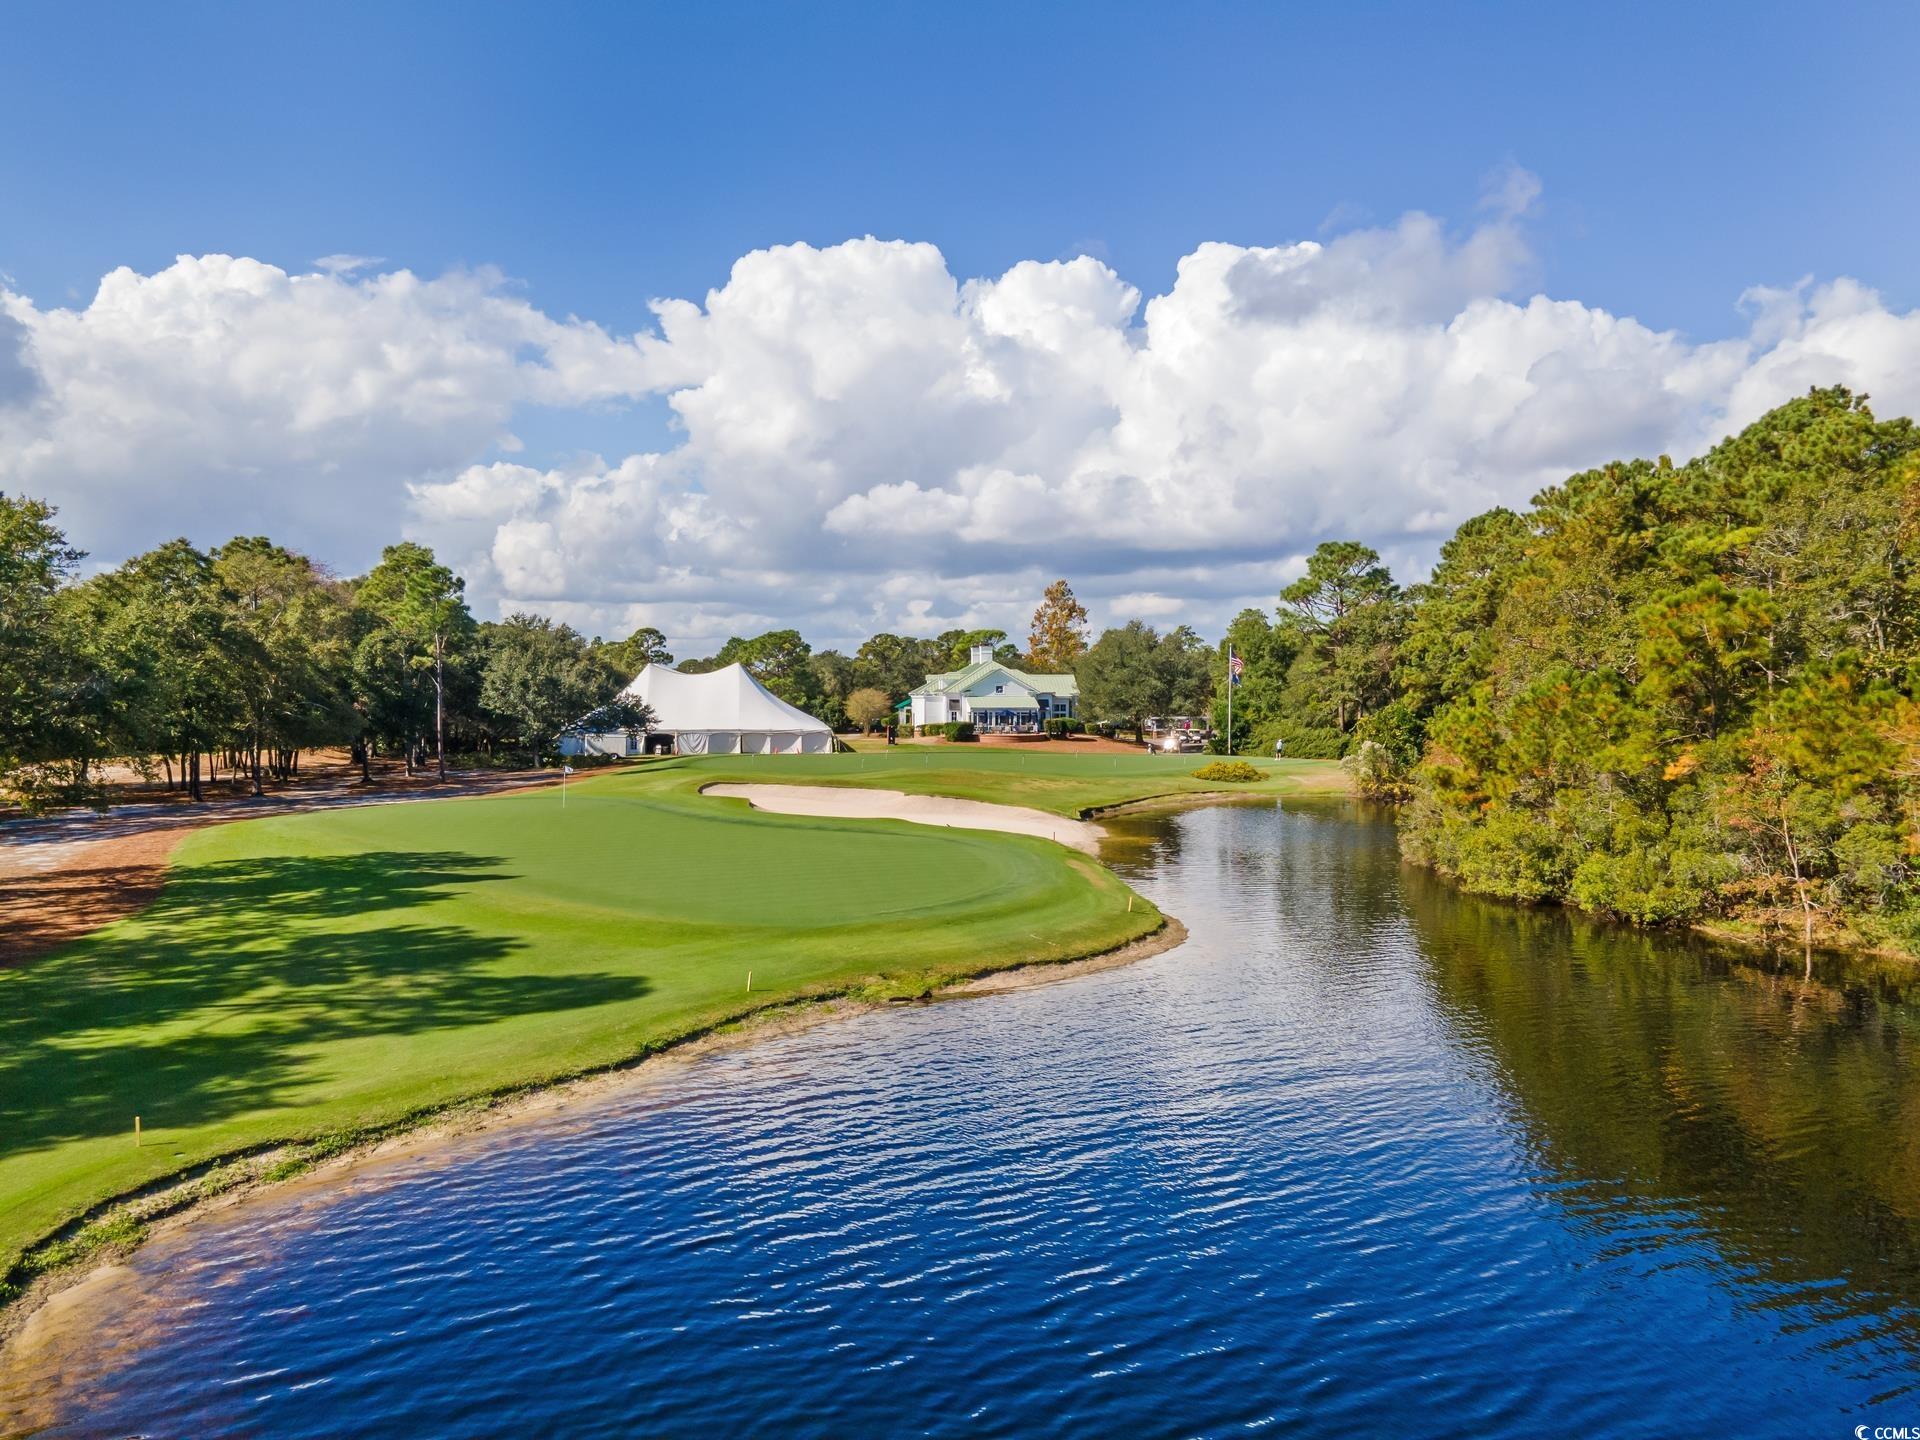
[0,913,1185,1392]
[704,782,1106,853]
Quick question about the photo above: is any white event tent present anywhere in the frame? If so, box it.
[560,662,834,757]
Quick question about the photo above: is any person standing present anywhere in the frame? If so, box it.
[1274,735,1285,758]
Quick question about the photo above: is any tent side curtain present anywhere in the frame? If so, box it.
[561,727,833,756]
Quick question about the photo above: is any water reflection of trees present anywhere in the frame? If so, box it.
[1106,797,1409,958]
[1403,863,1920,1326]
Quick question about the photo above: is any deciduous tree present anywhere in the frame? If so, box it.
[1028,580,1089,670]
[481,613,629,759]
[105,540,244,800]
[214,537,356,794]
[853,632,947,700]
[845,687,892,731]
[708,629,818,709]
[1400,388,1920,952]
[597,626,673,676]
[1077,621,1211,739]
[0,494,83,781]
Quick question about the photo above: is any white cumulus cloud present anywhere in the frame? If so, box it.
[7,188,1920,654]
[0,254,649,564]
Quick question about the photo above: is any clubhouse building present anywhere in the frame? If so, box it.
[905,644,1080,733]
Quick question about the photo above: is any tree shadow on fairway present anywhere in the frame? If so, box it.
[0,862,174,966]
[0,851,651,1159]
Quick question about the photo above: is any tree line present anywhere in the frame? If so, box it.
[6,385,1914,954]
[0,524,651,805]
[0,511,1154,805]
[1222,387,1917,956]
[1388,387,1919,955]
[660,580,1104,733]
[1040,389,1919,954]
[1181,388,1917,952]
[0,509,1157,809]
[667,582,1226,741]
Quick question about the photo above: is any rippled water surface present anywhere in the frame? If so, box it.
[9,799,1920,1437]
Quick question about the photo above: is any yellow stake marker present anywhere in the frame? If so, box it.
[134,1115,141,1147]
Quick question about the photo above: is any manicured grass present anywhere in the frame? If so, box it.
[0,752,1341,1288]
[689,747,1345,816]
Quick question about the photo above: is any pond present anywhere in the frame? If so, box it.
[6,799,1919,1436]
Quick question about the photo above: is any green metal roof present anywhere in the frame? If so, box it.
[910,661,1079,699]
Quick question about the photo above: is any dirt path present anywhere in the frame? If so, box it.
[0,768,561,967]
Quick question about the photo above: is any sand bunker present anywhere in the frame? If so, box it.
[704,784,1104,854]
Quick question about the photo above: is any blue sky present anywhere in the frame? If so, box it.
[7,2,1913,336]
[3,2,1917,648]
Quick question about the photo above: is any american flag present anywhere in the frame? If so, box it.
[1229,649,1244,685]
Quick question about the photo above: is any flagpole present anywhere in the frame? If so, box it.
[1227,644,1234,757]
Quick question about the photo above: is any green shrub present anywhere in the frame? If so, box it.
[1,759,102,814]
[1352,700,1423,768]
[918,721,977,741]
[1451,807,1571,903]
[1570,844,1728,925]
[1044,718,1085,737]
[1250,719,1350,759]
[1345,739,1412,801]
[447,750,522,770]
[1191,760,1265,783]
[1834,822,1907,906]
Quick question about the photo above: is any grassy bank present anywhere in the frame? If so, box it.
[0,753,1342,1295]
[695,747,1346,815]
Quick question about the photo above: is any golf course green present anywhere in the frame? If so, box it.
[0,750,1341,1296]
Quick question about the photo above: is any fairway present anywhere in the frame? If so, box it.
[0,751,1340,1293]
[686,745,1345,816]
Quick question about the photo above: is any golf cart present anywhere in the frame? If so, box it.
[1143,716,1211,754]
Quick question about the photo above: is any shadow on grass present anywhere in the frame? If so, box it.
[0,862,172,966]
[0,851,650,1158]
